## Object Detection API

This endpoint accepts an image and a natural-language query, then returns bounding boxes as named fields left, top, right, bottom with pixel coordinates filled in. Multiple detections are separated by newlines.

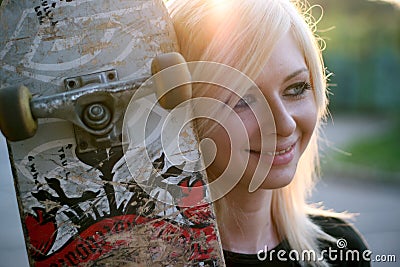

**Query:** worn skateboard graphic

left=0, top=0, right=224, bottom=266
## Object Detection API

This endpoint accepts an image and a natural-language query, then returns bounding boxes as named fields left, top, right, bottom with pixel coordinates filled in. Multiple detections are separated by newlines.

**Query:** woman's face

left=203, top=32, right=318, bottom=190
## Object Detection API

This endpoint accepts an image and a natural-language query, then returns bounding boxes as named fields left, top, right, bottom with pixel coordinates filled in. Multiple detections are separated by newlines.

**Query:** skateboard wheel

left=0, top=85, right=37, bottom=141
left=151, top=52, right=192, bottom=109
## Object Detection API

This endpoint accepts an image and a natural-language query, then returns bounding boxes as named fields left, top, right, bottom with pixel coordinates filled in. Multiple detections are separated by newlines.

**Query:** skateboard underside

left=0, top=0, right=224, bottom=266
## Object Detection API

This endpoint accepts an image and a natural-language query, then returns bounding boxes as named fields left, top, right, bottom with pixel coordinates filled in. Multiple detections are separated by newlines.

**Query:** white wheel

left=0, top=85, right=37, bottom=141
left=151, top=52, right=192, bottom=109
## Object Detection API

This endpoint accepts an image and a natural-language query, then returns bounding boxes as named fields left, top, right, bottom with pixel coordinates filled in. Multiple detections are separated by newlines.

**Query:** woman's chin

left=243, top=166, right=297, bottom=191
left=258, top=176, right=294, bottom=190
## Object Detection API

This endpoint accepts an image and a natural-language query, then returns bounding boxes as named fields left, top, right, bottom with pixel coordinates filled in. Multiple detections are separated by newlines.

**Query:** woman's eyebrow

left=283, top=68, right=308, bottom=83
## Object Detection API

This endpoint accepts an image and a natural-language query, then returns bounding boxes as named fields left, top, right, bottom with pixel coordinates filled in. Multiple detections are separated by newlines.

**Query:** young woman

left=167, top=0, right=370, bottom=266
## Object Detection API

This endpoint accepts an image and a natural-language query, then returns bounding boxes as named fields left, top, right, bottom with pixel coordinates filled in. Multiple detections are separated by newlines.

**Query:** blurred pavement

left=0, top=136, right=29, bottom=266
left=0, top=114, right=398, bottom=266
left=313, top=114, right=399, bottom=267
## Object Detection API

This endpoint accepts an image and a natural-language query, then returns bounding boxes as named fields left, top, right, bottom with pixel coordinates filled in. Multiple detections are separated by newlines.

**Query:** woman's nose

left=270, top=101, right=296, bottom=137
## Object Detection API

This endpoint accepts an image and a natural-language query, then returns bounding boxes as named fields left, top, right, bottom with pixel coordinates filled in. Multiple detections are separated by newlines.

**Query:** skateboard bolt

left=83, top=103, right=111, bottom=130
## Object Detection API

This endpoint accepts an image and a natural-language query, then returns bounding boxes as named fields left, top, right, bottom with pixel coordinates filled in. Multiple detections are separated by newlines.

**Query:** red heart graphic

left=25, top=207, right=57, bottom=259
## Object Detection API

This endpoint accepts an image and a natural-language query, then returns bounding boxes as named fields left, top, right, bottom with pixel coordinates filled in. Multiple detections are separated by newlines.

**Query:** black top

left=223, top=215, right=370, bottom=266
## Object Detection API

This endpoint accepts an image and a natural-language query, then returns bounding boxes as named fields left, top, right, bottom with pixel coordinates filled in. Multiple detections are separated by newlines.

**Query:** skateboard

left=0, top=0, right=224, bottom=266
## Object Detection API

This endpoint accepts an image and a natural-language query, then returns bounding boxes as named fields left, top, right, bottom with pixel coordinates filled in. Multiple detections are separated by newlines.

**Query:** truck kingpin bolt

left=83, top=103, right=111, bottom=130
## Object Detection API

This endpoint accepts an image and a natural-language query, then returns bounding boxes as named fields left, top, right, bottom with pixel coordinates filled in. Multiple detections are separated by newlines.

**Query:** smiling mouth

left=247, top=143, right=296, bottom=156
left=267, top=144, right=295, bottom=156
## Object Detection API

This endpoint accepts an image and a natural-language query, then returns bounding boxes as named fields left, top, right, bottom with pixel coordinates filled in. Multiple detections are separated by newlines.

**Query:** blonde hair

left=167, top=0, right=344, bottom=266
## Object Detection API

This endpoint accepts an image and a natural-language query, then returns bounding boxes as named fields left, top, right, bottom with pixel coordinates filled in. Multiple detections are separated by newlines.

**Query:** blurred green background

left=309, top=0, right=400, bottom=112
left=308, top=0, right=400, bottom=181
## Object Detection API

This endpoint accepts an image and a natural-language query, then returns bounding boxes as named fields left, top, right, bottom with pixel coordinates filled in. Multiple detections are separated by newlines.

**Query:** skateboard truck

left=0, top=52, right=192, bottom=150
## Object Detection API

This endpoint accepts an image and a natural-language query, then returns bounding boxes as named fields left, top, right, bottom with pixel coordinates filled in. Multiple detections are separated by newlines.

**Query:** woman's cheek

left=295, top=98, right=318, bottom=153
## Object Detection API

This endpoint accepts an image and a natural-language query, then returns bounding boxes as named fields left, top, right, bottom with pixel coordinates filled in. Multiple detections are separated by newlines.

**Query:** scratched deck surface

left=0, top=0, right=224, bottom=266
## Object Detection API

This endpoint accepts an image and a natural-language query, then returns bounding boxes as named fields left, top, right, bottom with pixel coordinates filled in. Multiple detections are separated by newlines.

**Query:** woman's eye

left=283, top=82, right=312, bottom=98
left=233, top=94, right=256, bottom=109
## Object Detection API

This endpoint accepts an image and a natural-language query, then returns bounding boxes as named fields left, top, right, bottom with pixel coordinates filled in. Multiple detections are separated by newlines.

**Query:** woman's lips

left=247, top=142, right=296, bottom=166
left=270, top=142, right=296, bottom=166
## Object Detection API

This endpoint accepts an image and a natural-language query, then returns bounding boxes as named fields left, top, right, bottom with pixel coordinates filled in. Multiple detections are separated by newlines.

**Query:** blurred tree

left=309, top=0, right=400, bottom=112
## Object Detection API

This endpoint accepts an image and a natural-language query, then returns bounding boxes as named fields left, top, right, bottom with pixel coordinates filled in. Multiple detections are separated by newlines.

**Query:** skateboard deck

left=0, top=0, right=224, bottom=266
